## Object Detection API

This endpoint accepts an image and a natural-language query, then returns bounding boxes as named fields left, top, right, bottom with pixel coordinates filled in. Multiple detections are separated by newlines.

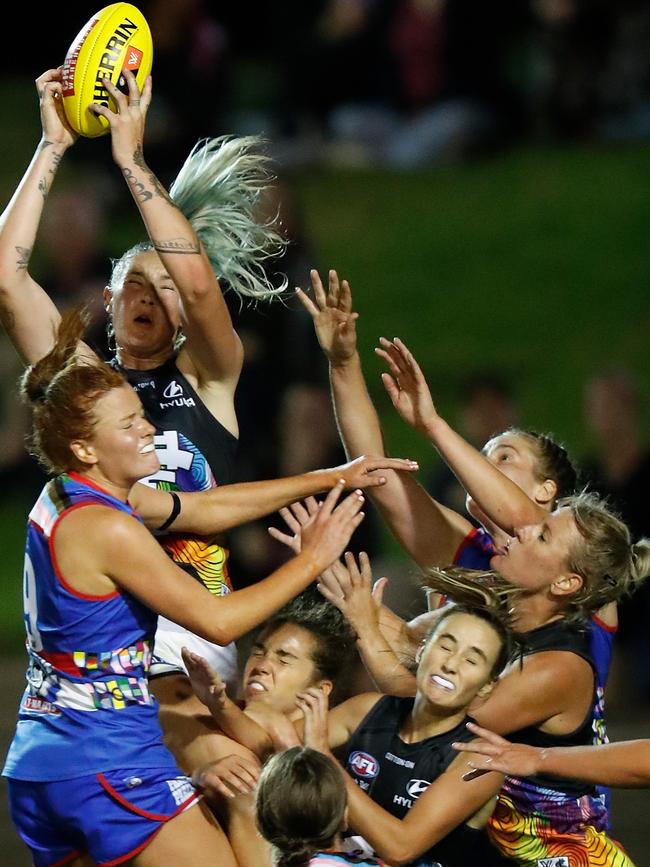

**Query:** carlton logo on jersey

left=161, top=380, right=195, bottom=409
left=349, top=751, right=380, bottom=779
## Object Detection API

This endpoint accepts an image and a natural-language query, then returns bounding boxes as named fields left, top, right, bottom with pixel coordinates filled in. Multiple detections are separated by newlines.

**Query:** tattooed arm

left=93, top=72, right=244, bottom=426
left=0, top=69, right=78, bottom=365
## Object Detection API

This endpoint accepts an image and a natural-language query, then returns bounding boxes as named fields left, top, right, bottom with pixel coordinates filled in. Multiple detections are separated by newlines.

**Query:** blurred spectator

left=583, top=370, right=650, bottom=545
left=38, top=186, right=111, bottom=355
left=428, top=371, right=519, bottom=513
left=527, top=0, right=650, bottom=142
left=142, top=0, right=229, bottom=173
left=583, top=370, right=650, bottom=696
left=596, top=0, right=650, bottom=141
left=0, top=183, right=111, bottom=504
left=0, top=339, right=42, bottom=506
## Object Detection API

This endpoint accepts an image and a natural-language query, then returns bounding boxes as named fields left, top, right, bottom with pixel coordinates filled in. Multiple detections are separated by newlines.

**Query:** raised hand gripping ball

left=62, top=3, right=153, bottom=138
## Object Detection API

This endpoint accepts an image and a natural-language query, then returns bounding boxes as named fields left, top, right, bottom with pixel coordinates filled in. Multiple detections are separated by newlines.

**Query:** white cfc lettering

left=143, top=430, right=193, bottom=486
left=23, top=553, right=43, bottom=651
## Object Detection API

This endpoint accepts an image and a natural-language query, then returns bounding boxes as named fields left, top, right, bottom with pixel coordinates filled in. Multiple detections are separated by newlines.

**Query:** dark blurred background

left=1, top=1, right=649, bottom=862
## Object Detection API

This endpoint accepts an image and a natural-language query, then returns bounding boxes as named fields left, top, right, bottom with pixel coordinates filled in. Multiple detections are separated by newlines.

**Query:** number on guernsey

left=23, top=554, right=43, bottom=651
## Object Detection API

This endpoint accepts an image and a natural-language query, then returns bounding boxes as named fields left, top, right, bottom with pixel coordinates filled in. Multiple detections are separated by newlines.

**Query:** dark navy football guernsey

left=343, top=696, right=499, bottom=866
left=114, top=356, right=238, bottom=596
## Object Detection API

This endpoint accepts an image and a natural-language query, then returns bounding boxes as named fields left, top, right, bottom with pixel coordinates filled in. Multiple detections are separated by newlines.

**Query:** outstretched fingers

left=295, top=284, right=320, bottom=318
left=339, top=278, right=354, bottom=314
left=327, top=269, right=341, bottom=308
left=310, top=268, right=328, bottom=309
left=316, top=478, right=347, bottom=519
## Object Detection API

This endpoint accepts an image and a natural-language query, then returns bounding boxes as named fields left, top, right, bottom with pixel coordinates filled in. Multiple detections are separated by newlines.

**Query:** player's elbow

left=379, top=841, right=420, bottom=866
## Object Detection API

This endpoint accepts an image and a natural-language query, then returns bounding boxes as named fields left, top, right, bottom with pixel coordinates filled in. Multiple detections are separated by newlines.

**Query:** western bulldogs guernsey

left=343, top=696, right=497, bottom=866
left=488, top=620, right=632, bottom=866
left=3, top=473, right=174, bottom=781
left=453, top=528, right=615, bottom=757
left=115, top=357, right=239, bottom=684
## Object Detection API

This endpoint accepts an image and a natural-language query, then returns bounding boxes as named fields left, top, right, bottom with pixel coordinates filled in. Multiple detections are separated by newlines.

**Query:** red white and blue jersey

left=3, top=473, right=175, bottom=782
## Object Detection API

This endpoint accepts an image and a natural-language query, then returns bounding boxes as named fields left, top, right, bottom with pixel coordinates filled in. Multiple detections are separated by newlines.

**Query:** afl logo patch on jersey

left=348, top=751, right=379, bottom=779
left=163, top=380, right=184, bottom=399
left=406, top=778, right=430, bottom=799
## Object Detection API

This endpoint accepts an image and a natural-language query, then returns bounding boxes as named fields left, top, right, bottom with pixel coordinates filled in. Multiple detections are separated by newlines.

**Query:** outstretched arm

left=94, top=73, right=242, bottom=400
left=318, top=553, right=418, bottom=696
left=297, top=270, right=473, bottom=567
left=455, top=722, right=650, bottom=789
left=377, top=337, right=546, bottom=533
left=58, top=483, right=365, bottom=646
left=182, top=648, right=277, bottom=759
left=0, top=69, right=79, bottom=365
left=130, top=453, right=418, bottom=533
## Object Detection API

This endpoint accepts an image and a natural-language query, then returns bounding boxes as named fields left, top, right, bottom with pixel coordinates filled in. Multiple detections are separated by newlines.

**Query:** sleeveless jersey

left=343, top=696, right=497, bottom=866
left=453, top=527, right=615, bottom=736
left=116, top=357, right=238, bottom=597
left=115, top=357, right=240, bottom=685
left=2, top=473, right=174, bottom=781
left=488, top=620, right=631, bottom=866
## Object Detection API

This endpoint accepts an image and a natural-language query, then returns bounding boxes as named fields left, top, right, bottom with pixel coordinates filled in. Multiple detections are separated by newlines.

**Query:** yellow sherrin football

left=62, top=3, right=153, bottom=138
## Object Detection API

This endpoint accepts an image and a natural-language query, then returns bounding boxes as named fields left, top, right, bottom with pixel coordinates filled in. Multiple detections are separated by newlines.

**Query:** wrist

left=295, top=548, right=327, bottom=580
left=38, top=137, right=69, bottom=160
left=537, top=747, right=551, bottom=776
left=308, top=468, right=339, bottom=492
left=329, top=351, right=361, bottom=373
left=421, top=413, right=446, bottom=442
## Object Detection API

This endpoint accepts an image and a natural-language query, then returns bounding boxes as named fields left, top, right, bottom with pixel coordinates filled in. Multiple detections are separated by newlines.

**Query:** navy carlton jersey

left=3, top=473, right=174, bottom=782
left=343, top=696, right=497, bottom=867
left=115, top=357, right=238, bottom=596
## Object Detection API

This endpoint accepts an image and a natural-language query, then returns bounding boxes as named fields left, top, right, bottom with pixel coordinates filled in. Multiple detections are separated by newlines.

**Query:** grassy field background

left=1, top=73, right=649, bottom=651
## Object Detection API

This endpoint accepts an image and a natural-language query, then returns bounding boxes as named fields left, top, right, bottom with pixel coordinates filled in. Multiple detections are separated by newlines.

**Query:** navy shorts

left=7, top=766, right=199, bottom=866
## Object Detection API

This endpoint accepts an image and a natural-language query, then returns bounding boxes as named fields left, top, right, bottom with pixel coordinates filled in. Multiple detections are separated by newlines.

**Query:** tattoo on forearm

left=38, top=177, right=49, bottom=200
left=16, top=246, right=32, bottom=271
left=123, top=167, right=153, bottom=203
left=49, top=152, right=62, bottom=175
left=132, top=145, right=177, bottom=207
left=40, top=139, right=52, bottom=150
left=133, top=145, right=147, bottom=171
left=153, top=237, right=201, bottom=255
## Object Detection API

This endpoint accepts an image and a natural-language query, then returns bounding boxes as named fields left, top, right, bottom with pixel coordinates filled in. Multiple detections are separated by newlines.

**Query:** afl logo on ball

left=348, top=751, right=379, bottom=779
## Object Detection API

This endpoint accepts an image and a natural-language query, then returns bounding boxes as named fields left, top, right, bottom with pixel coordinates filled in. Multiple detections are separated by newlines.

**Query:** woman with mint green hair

left=0, top=66, right=289, bottom=766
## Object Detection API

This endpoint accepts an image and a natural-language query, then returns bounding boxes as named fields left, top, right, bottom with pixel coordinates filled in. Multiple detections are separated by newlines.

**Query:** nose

left=141, top=417, right=156, bottom=438
left=249, top=655, right=271, bottom=676
left=441, top=655, right=458, bottom=675
left=513, top=524, right=537, bottom=543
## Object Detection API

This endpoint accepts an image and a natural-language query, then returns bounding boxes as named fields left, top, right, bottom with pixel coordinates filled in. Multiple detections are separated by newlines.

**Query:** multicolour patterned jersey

left=117, top=357, right=238, bottom=598
left=453, top=528, right=615, bottom=759
left=3, top=473, right=174, bottom=782
left=488, top=620, right=630, bottom=866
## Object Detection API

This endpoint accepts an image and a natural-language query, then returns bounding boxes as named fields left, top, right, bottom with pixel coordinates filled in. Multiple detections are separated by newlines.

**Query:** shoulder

left=518, top=647, right=593, bottom=687
left=55, top=503, right=144, bottom=544
left=332, top=692, right=385, bottom=728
